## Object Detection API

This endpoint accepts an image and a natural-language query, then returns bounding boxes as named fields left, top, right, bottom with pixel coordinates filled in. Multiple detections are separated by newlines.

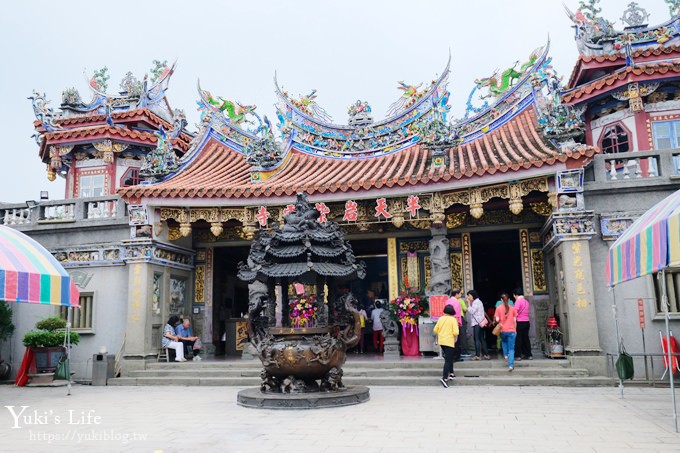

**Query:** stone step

left=109, top=375, right=613, bottom=387
left=144, top=357, right=570, bottom=370
left=127, top=367, right=588, bottom=379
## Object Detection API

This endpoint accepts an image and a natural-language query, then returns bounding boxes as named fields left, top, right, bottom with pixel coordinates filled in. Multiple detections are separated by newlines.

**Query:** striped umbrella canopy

left=607, top=189, right=680, bottom=286
left=0, top=225, right=79, bottom=306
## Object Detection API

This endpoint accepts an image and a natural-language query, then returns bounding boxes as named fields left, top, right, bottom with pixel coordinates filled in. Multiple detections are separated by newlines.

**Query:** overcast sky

left=0, top=0, right=673, bottom=204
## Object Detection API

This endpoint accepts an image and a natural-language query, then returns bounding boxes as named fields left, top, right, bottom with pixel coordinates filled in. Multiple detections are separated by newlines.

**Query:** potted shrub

left=0, top=301, right=15, bottom=379
left=22, top=317, right=79, bottom=373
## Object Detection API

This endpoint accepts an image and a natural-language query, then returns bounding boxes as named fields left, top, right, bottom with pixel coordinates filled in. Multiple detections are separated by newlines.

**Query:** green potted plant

left=22, top=317, right=79, bottom=373
left=0, top=301, right=15, bottom=379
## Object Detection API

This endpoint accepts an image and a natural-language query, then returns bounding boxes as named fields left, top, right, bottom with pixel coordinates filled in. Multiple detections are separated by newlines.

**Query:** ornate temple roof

left=564, top=3, right=680, bottom=99
left=118, top=107, right=597, bottom=202
left=30, top=61, right=191, bottom=176
left=565, top=4, right=680, bottom=59
left=563, top=60, right=680, bottom=104
left=118, top=40, right=600, bottom=204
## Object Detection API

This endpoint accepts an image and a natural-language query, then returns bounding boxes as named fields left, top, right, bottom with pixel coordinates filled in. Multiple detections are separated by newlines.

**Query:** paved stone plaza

left=0, top=385, right=678, bottom=452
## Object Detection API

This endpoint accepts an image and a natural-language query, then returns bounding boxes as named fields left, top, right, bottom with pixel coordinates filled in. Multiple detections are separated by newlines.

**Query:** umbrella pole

left=67, top=307, right=71, bottom=397
left=660, top=270, right=678, bottom=432
left=611, top=287, right=624, bottom=398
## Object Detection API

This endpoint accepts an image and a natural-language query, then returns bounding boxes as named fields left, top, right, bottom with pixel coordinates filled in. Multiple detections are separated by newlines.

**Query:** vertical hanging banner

left=462, top=233, right=473, bottom=292
left=520, top=229, right=533, bottom=296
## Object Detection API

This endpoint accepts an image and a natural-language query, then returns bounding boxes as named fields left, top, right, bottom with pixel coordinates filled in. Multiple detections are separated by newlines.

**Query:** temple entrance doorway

left=347, top=238, right=389, bottom=302
left=471, top=230, right=523, bottom=351
left=346, top=237, right=388, bottom=354
left=213, top=245, right=250, bottom=356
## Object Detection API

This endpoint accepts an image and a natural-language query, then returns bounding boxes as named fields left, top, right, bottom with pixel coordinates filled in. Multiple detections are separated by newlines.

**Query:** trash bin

left=91, top=354, right=115, bottom=386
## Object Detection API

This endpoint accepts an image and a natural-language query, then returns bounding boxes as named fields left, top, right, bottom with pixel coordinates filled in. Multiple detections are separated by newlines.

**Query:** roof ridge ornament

left=621, top=2, right=650, bottom=28
left=28, top=90, right=62, bottom=133
left=139, top=125, right=180, bottom=181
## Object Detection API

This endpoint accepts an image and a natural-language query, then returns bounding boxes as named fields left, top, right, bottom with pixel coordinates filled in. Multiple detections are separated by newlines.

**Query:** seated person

left=175, top=318, right=202, bottom=360
left=162, top=316, right=186, bottom=362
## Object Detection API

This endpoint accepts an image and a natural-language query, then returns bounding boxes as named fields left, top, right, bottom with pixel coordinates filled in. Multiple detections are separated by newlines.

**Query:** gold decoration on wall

left=387, top=237, right=398, bottom=301
left=195, top=265, right=205, bottom=303
left=531, top=249, right=547, bottom=293
left=190, top=208, right=220, bottom=223
left=168, top=226, right=182, bottom=241
left=424, top=255, right=431, bottom=289
left=408, top=219, right=431, bottom=230
left=399, top=241, right=429, bottom=252
left=160, top=208, right=188, bottom=223
left=210, top=222, right=224, bottom=237
left=220, top=208, right=246, bottom=223
left=530, top=202, right=553, bottom=217
left=179, top=222, right=192, bottom=237
left=508, top=182, right=523, bottom=215
left=47, top=164, right=56, bottom=181
left=480, top=184, right=509, bottom=201
left=446, top=212, right=467, bottom=229
left=450, top=253, right=463, bottom=292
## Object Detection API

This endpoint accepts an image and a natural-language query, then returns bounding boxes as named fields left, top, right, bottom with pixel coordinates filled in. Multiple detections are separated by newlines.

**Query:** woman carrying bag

left=494, top=296, right=518, bottom=372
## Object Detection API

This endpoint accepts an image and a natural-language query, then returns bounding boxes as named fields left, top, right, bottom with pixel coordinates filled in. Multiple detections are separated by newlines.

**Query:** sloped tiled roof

left=563, top=60, right=680, bottom=104
left=119, top=109, right=597, bottom=201
left=566, top=45, right=680, bottom=88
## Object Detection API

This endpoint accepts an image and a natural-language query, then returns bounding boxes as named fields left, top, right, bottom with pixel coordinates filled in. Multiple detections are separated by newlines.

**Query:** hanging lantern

left=431, top=211, right=446, bottom=226
left=50, top=152, right=62, bottom=171
left=210, top=222, right=224, bottom=237
left=509, top=198, right=523, bottom=215
left=179, top=222, right=192, bottom=237
left=242, top=223, right=257, bottom=240
left=470, top=203, right=484, bottom=219
left=47, top=165, right=56, bottom=182
left=103, top=149, right=114, bottom=164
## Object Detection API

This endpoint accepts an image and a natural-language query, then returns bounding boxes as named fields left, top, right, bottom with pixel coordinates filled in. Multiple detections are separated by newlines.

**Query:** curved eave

left=119, top=109, right=598, bottom=204
left=566, top=44, right=680, bottom=89
left=562, top=60, right=680, bottom=105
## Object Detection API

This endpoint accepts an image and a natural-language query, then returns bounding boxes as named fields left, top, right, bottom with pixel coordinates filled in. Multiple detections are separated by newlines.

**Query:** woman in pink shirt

left=494, top=296, right=518, bottom=371
left=513, top=288, right=533, bottom=360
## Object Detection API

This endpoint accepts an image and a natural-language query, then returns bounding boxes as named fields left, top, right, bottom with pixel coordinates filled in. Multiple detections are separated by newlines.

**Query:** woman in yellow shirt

left=434, top=304, right=459, bottom=388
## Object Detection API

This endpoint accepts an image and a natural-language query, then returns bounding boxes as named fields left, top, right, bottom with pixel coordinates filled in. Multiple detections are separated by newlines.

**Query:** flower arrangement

left=289, top=293, right=318, bottom=328
left=387, top=289, right=427, bottom=333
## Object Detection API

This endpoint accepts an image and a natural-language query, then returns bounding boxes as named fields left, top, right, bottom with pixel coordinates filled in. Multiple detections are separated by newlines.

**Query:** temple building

left=4, top=2, right=679, bottom=380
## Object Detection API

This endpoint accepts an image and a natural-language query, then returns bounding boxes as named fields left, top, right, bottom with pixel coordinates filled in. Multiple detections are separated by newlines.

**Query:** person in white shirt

left=467, top=290, right=490, bottom=360
left=370, top=301, right=385, bottom=353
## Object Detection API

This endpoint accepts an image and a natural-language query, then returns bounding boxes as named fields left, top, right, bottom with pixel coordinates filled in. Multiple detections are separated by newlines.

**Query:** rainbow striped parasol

left=607, top=189, right=680, bottom=287
left=0, top=225, right=79, bottom=306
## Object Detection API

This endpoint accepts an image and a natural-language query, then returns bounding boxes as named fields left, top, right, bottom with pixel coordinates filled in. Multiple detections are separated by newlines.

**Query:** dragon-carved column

left=427, top=224, right=451, bottom=296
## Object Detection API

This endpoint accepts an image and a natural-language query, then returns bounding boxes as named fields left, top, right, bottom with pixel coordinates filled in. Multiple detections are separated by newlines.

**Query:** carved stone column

left=542, top=211, right=606, bottom=375
left=427, top=224, right=451, bottom=296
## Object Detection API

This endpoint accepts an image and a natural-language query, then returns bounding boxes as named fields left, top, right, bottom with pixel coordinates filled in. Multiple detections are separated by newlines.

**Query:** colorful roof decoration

left=272, top=57, right=451, bottom=160
left=30, top=61, right=191, bottom=178
left=565, top=3, right=680, bottom=59
left=0, top=225, right=80, bottom=307
left=607, top=188, right=680, bottom=286
left=119, top=108, right=597, bottom=201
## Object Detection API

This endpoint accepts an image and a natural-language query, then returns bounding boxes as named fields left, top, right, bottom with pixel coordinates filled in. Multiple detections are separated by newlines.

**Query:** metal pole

left=641, top=326, right=649, bottom=383
left=660, top=270, right=678, bottom=432
left=67, top=307, right=71, bottom=396
left=611, top=287, right=624, bottom=398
